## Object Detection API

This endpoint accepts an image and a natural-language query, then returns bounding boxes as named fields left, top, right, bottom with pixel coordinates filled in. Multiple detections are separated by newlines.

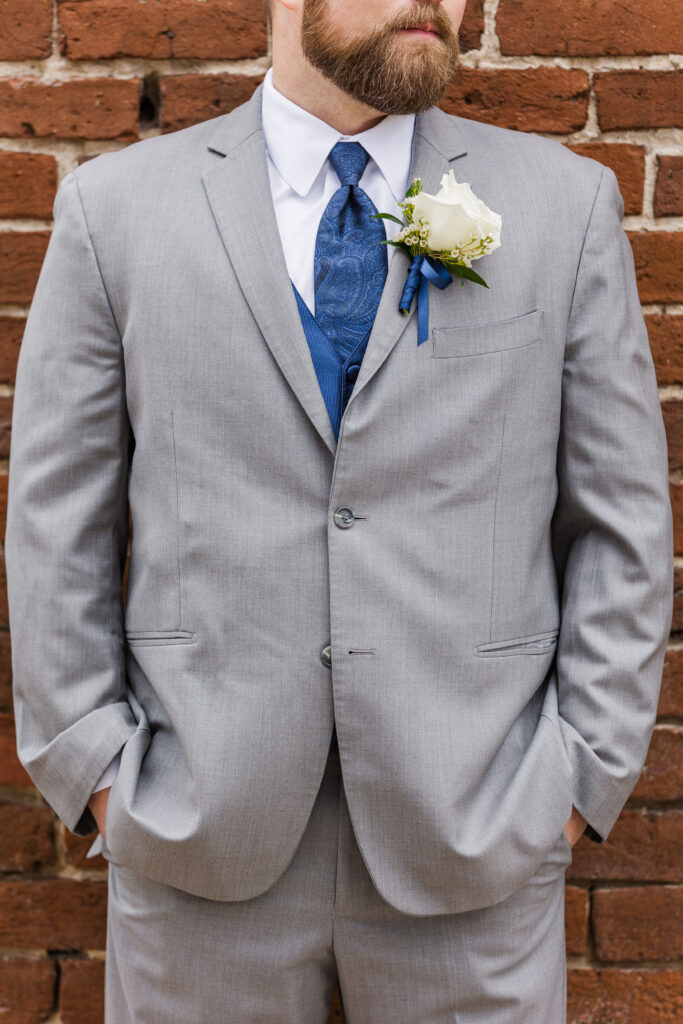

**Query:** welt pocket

left=475, top=628, right=559, bottom=658
left=432, top=308, right=544, bottom=358
left=125, top=630, right=195, bottom=647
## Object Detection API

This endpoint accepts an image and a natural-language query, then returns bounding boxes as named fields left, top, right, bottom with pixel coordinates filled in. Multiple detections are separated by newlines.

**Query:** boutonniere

left=373, top=170, right=502, bottom=345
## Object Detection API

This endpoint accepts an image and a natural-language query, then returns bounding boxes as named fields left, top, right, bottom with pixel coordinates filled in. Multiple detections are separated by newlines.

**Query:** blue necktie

left=313, top=141, right=388, bottom=360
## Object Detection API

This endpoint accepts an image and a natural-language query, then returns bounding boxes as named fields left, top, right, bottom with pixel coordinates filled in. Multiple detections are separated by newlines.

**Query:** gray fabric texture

left=102, top=742, right=572, bottom=1024
left=5, top=81, right=673, bottom=915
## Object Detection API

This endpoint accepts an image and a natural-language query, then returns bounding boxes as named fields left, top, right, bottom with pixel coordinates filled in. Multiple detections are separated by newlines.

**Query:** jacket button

left=321, top=644, right=332, bottom=668
left=333, top=506, right=355, bottom=529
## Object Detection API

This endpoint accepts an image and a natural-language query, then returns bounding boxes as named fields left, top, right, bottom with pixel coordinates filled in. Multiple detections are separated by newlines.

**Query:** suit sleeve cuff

left=560, top=715, right=635, bottom=842
left=91, top=750, right=122, bottom=795
left=20, top=702, right=138, bottom=838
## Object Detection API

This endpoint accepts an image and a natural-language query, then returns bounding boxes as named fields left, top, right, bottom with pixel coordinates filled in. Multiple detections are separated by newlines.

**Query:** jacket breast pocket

left=125, top=630, right=195, bottom=647
left=475, top=628, right=559, bottom=658
left=432, top=308, right=544, bottom=358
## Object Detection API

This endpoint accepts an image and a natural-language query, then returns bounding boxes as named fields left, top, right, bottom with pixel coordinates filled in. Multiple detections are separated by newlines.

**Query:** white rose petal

left=410, top=169, right=502, bottom=257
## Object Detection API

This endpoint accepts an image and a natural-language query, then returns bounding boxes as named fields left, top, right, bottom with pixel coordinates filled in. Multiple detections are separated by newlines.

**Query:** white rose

left=410, top=170, right=502, bottom=258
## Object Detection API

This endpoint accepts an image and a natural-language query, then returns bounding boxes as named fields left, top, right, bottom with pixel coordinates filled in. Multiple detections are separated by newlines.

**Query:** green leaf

left=443, top=263, right=489, bottom=288
left=371, top=212, right=405, bottom=226
left=405, top=178, right=422, bottom=198
left=461, top=267, right=489, bottom=288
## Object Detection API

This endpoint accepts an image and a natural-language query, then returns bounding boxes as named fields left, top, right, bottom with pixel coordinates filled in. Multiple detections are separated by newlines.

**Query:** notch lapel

left=201, top=84, right=467, bottom=455
left=344, top=106, right=468, bottom=417
left=201, top=85, right=338, bottom=455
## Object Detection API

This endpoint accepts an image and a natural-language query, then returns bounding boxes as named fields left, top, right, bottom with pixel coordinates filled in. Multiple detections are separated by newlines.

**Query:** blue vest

left=291, top=283, right=371, bottom=442
left=292, top=281, right=374, bottom=750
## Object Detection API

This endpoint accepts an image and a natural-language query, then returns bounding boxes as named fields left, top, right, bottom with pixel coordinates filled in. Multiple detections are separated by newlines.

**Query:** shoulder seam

left=565, top=166, right=605, bottom=335
left=71, top=173, right=123, bottom=344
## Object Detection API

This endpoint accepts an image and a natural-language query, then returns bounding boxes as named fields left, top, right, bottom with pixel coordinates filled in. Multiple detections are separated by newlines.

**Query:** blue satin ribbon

left=399, top=253, right=454, bottom=345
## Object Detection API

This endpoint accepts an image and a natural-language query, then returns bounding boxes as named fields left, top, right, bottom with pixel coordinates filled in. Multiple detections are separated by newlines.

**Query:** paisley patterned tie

left=313, top=141, right=389, bottom=361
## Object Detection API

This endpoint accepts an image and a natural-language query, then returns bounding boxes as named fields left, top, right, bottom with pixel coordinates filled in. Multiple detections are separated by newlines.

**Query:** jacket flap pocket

left=433, top=308, right=544, bottom=358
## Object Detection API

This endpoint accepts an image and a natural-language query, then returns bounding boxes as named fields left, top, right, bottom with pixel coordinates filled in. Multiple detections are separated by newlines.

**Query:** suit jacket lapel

left=346, top=107, right=467, bottom=416
left=201, top=83, right=467, bottom=456
left=202, top=85, right=338, bottom=455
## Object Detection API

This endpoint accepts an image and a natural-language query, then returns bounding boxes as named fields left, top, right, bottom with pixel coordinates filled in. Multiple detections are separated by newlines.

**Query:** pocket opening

left=125, top=630, right=195, bottom=646
left=433, top=308, right=545, bottom=359
left=475, top=629, right=559, bottom=657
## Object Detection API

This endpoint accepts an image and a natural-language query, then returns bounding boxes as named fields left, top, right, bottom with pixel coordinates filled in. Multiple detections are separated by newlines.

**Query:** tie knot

left=327, top=141, right=370, bottom=187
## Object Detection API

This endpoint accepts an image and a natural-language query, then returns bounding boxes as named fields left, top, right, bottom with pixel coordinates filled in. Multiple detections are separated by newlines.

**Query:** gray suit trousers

left=102, top=743, right=572, bottom=1023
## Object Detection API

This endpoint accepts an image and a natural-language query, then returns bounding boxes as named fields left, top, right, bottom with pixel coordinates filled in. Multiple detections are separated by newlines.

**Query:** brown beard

left=300, top=1, right=461, bottom=114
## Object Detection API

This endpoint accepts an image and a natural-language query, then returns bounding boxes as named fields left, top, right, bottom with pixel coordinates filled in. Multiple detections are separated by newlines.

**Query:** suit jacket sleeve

left=550, top=164, right=674, bottom=842
left=4, top=170, right=138, bottom=837
left=91, top=750, right=122, bottom=795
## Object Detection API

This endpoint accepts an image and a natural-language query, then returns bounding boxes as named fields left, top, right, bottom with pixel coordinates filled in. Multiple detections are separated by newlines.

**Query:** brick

left=0, top=879, right=107, bottom=950
left=648, top=314, right=683, bottom=388
left=675, top=566, right=683, bottom=634
left=458, top=0, right=484, bottom=52
left=566, top=143, right=645, bottom=215
left=0, top=231, right=50, bottom=304
left=655, top=156, right=683, bottom=218
left=0, top=713, right=32, bottom=788
left=497, top=0, right=682, bottom=57
left=329, top=987, right=343, bottom=1024
left=659, top=646, right=683, bottom=718
left=0, top=956, right=55, bottom=1024
left=0, top=153, right=58, bottom=220
left=565, top=886, right=589, bottom=956
left=0, top=78, right=141, bottom=140
left=0, top=630, right=11, bottom=709
left=58, top=0, right=267, bottom=60
left=0, top=557, right=8, bottom=626
left=160, top=73, right=264, bottom=133
left=0, top=0, right=53, bottom=61
left=0, top=396, right=11, bottom=459
left=438, top=68, right=590, bottom=133
left=593, top=887, right=683, bottom=962
left=0, top=317, right=23, bottom=388
left=595, top=71, right=683, bottom=131
left=65, top=829, right=108, bottom=871
left=567, top=810, right=682, bottom=883
left=60, top=958, right=105, bottom=1024
left=568, top=968, right=683, bottom=1023
left=0, top=553, right=8, bottom=628
left=76, top=153, right=109, bottom=168
left=631, top=726, right=683, bottom=801
left=628, top=231, right=683, bottom=305
left=670, top=515, right=681, bottom=576
left=664, top=402, right=683, bottom=473
left=0, top=802, right=55, bottom=872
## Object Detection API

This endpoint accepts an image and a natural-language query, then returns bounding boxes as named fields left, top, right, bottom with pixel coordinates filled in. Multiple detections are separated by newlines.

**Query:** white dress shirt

left=91, top=66, right=416, bottom=797
left=261, top=66, right=416, bottom=313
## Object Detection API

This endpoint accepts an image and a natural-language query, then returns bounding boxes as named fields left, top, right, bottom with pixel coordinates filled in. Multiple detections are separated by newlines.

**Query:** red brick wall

left=0, top=2, right=681, bottom=1021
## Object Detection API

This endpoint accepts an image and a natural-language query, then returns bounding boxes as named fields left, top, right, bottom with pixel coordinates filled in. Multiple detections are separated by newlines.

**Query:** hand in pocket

left=564, top=805, right=587, bottom=847
left=88, top=786, right=111, bottom=836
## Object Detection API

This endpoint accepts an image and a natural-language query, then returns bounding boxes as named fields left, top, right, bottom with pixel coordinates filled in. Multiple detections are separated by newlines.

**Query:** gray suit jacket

left=5, top=82, right=673, bottom=915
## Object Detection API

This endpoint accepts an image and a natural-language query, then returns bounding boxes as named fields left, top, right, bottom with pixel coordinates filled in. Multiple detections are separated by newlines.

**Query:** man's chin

left=302, top=23, right=457, bottom=115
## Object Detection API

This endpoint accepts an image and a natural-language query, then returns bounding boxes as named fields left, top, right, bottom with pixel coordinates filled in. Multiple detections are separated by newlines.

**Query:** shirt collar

left=261, top=66, right=416, bottom=204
